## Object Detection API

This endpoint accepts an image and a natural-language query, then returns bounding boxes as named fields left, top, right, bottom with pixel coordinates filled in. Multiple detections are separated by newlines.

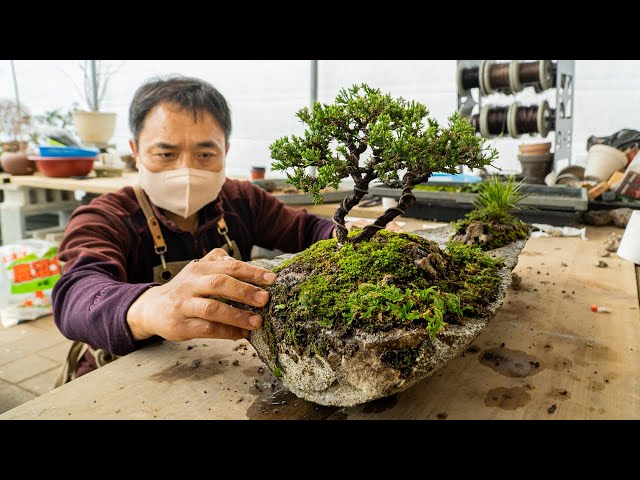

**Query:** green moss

left=453, top=208, right=530, bottom=251
left=441, top=241, right=503, bottom=315
left=381, top=347, right=419, bottom=377
left=414, top=183, right=482, bottom=193
left=262, top=230, right=503, bottom=369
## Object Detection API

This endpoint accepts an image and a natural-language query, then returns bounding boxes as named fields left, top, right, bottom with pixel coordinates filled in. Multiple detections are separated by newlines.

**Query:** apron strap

left=55, top=341, right=120, bottom=388
left=133, top=185, right=241, bottom=263
left=217, top=217, right=242, bottom=260
left=133, top=185, right=168, bottom=271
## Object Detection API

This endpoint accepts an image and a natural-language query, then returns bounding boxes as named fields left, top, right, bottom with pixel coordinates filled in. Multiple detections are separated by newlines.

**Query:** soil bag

left=0, top=240, right=61, bottom=327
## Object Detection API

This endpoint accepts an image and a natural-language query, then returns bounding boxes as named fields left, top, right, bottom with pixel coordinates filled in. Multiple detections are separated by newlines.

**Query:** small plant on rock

left=452, top=175, right=531, bottom=250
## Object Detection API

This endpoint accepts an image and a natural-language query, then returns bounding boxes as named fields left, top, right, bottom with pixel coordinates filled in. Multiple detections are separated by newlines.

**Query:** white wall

left=2, top=60, right=639, bottom=178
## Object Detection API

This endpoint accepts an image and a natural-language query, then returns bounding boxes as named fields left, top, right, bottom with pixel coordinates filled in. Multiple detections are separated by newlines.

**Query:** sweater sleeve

left=51, top=202, right=159, bottom=356
left=246, top=182, right=335, bottom=252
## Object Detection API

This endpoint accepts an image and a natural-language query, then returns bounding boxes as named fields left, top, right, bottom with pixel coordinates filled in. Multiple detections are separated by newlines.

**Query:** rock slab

left=249, top=228, right=528, bottom=407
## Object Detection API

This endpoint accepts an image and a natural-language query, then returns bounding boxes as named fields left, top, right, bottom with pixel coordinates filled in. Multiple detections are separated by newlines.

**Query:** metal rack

left=457, top=60, right=575, bottom=169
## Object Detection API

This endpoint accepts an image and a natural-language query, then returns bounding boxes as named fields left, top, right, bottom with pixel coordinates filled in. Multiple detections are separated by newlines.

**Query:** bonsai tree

left=243, top=85, right=536, bottom=407
left=269, top=83, right=498, bottom=244
left=453, top=175, right=531, bottom=250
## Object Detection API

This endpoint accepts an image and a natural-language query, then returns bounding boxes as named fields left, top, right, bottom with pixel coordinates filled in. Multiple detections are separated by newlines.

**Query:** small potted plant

left=0, top=99, right=36, bottom=175
left=70, top=61, right=120, bottom=146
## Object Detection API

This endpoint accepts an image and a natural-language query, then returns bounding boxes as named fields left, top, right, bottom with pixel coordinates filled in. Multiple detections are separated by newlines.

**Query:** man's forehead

left=148, top=140, right=223, bottom=149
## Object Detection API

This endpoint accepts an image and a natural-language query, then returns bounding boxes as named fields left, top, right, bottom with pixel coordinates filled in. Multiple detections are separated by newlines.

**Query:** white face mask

left=137, top=162, right=226, bottom=218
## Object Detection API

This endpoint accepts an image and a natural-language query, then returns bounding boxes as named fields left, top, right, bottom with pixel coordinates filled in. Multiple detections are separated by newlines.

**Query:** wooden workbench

left=9, top=171, right=139, bottom=195
left=1, top=225, right=637, bottom=420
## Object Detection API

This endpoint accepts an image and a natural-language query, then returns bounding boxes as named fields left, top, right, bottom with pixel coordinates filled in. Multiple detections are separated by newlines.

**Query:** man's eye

left=155, top=153, right=175, bottom=159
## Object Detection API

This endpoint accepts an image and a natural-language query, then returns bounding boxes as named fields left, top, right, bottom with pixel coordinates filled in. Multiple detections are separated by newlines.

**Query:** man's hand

left=344, top=219, right=404, bottom=233
left=126, top=248, right=276, bottom=343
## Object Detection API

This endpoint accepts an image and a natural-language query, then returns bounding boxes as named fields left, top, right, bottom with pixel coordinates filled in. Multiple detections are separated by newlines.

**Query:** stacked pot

left=517, top=142, right=552, bottom=184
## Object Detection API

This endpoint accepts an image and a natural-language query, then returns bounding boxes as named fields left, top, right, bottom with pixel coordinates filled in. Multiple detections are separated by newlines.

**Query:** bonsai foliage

left=269, top=84, right=498, bottom=244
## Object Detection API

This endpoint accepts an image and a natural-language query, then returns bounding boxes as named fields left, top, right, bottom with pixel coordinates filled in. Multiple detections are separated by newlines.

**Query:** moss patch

left=414, top=183, right=482, bottom=193
left=452, top=209, right=530, bottom=251
left=381, top=347, right=420, bottom=378
left=255, top=230, right=503, bottom=375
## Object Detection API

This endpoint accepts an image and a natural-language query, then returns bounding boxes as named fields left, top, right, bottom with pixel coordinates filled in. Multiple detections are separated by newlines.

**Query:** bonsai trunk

left=350, top=172, right=431, bottom=243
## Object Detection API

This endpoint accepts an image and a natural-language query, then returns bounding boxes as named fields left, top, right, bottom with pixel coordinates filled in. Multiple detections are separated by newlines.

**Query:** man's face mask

left=137, top=162, right=226, bottom=218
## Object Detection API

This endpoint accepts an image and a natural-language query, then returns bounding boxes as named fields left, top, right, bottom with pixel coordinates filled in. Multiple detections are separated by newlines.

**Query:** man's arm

left=52, top=204, right=159, bottom=355
left=53, top=196, right=278, bottom=355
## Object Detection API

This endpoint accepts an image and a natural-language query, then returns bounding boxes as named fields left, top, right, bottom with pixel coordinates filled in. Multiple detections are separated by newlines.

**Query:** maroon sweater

left=52, top=179, right=335, bottom=356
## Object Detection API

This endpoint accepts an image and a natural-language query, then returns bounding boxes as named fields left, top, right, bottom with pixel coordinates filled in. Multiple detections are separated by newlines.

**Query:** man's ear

left=225, top=142, right=230, bottom=155
left=129, top=139, right=138, bottom=165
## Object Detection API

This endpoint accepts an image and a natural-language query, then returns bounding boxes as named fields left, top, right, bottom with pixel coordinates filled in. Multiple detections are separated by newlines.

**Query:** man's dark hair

left=129, top=75, right=232, bottom=146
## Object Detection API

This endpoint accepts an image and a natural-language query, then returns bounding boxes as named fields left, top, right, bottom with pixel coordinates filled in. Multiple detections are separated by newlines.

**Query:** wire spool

left=507, top=102, right=520, bottom=138
left=509, top=60, right=523, bottom=93
left=536, top=99, right=552, bottom=137
left=480, top=60, right=513, bottom=95
left=506, top=100, right=553, bottom=138
left=479, top=60, right=493, bottom=96
left=469, top=113, right=480, bottom=132
left=457, top=63, right=480, bottom=96
left=538, top=60, right=554, bottom=90
left=479, top=104, right=509, bottom=138
left=517, top=60, right=555, bottom=92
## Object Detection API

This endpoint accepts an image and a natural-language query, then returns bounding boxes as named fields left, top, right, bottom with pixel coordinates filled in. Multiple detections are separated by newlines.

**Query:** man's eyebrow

left=151, top=142, right=178, bottom=149
left=195, top=140, right=222, bottom=149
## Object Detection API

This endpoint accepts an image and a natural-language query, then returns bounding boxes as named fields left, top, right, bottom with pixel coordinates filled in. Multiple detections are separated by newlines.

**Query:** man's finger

left=177, top=318, right=250, bottom=341
left=192, top=273, right=270, bottom=307
left=192, top=256, right=276, bottom=286
left=201, top=247, right=231, bottom=262
left=181, top=297, right=263, bottom=330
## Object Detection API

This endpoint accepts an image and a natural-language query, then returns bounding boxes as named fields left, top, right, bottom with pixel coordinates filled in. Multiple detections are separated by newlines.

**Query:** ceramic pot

left=71, top=111, right=117, bottom=144
left=0, top=152, right=36, bottom=175
left=251, top=166, right=266, bottom=180
left=518, top=152, right=552, bottom=184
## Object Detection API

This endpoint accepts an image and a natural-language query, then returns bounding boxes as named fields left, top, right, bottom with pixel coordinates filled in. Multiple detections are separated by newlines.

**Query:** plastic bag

left=0, top=240, right=61, bottom=328
left=530, top=223, right=588, bottom=240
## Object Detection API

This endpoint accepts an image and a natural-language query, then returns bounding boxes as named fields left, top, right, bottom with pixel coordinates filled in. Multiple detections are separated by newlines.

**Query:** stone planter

left=249, top=226, right=528, bottom=407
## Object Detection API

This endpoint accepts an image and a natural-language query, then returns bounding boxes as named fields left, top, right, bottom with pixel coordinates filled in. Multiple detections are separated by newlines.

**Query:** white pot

left=617, top=210, right=640, bottom=265
left=72, top=111, right=117, bottom=145
left=584, top=144, right=628, bottom=183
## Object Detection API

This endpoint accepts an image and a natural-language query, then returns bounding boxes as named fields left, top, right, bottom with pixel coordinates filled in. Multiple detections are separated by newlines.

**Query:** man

left=52, top=75, right=396, bottom=383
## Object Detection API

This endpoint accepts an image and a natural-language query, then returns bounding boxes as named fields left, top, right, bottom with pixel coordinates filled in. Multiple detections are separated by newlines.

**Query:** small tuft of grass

left=474, top=175, right=528, bottom=216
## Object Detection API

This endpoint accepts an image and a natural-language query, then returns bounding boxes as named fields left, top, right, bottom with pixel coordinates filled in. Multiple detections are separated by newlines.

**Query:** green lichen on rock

left=257, top=230, right=503, bottom=374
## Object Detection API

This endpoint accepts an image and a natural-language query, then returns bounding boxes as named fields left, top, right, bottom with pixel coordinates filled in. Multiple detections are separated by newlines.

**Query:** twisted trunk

left=351, top=171, right=431, bottom=243
left=332, top=141, right=374, bottom=244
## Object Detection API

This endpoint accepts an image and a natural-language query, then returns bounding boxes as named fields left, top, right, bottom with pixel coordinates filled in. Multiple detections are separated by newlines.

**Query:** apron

left=55, top=186, right=242, bottom=387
